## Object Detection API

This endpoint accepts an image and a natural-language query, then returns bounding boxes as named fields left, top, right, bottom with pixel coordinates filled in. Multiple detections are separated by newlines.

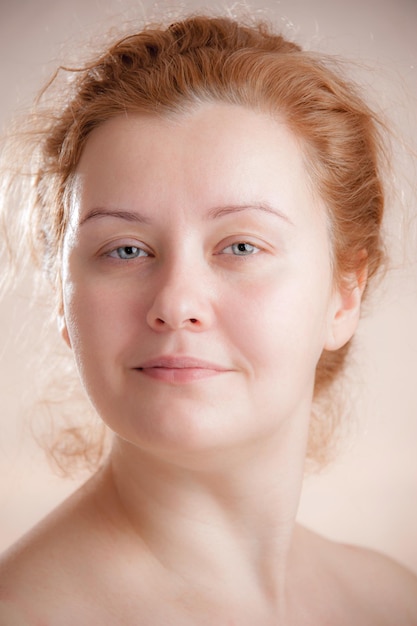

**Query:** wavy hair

left=0, top=13, right=388, bottom=472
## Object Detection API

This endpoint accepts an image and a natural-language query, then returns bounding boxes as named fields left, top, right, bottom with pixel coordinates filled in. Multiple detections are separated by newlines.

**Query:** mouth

left=135, top=356, right=231, bottom=384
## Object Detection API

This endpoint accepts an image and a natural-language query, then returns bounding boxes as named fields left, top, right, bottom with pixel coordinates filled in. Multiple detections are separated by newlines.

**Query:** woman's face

left=60, top=103, right=359, bottom=457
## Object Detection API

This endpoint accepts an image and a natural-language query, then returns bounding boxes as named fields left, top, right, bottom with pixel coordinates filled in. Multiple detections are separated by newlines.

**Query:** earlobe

left=57, top=313, right=71, bottom=348
left=324, top=265, right=367, bottom=352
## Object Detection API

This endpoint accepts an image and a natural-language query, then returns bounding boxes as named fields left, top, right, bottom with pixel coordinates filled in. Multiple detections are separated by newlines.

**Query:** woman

left=0, top=14, right=416, bottom=625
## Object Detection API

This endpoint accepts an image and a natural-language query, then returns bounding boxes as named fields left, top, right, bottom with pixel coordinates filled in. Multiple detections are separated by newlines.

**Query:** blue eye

left=109, top=246, right=148, bottom=260
left=223, top=242, right=259, bottom=256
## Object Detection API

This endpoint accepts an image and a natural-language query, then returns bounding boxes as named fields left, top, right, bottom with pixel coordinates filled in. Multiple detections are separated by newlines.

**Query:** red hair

left=2, top=15, right=387, bottom=470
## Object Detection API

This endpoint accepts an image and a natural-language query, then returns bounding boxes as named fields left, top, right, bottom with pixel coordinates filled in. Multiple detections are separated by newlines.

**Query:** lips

left=135, top=356, right=231, bottom=383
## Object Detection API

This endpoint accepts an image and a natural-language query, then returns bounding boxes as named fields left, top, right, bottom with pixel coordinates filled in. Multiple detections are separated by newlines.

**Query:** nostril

left=149, top=316, right=200, bottom=329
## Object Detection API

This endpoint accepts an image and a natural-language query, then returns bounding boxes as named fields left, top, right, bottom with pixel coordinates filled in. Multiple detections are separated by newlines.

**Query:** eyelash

left=104, top=240, right=261, bottom=262
left=221, top=242, right=260, bottom=256
left=107, top=245, right=150, bottom=260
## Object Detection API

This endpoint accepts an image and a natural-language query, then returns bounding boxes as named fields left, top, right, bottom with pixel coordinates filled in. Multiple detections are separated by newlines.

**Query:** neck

left=96, top=425, right=308, bottom=620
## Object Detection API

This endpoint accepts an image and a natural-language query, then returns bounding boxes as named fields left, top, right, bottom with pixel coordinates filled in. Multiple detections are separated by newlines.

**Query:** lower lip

left=137, top=367, right=225, bottom=384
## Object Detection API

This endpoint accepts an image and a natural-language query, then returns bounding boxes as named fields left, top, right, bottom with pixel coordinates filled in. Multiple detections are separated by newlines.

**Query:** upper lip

left=136, top=356, right=230, bottom=371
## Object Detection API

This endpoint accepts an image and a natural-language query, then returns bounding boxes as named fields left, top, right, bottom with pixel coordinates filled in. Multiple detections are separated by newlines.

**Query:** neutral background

left=1, top=0, right=416, bottom=573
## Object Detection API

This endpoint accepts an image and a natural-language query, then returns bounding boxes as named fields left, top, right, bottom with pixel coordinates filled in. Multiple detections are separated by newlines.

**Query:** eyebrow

left=79, top=202, right=292, bottom=226
left=207, top=202, right=293, bottom=224
left=79, top=208, right=152, bottom=226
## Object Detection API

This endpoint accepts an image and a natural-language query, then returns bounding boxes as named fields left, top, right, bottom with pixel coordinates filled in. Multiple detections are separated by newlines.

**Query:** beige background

left=0, top=0, right=416, bottom=573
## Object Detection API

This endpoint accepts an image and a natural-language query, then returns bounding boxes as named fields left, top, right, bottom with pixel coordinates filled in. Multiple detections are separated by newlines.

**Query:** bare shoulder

left=299, top=525, right=417, bottom=624
left=0, top=532, right=53, bottom=625
left=338, top=540, right=417, bottom=622
left=0, top=494, right=90, bottom=625
left=0, top=475, right=160, bottom=626
left=0, top=476, right=120, bottom=625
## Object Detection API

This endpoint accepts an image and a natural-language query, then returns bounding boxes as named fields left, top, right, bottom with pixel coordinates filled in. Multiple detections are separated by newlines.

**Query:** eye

left=222, top=242, right=260, bottom=256
left=108, top=245, right=149, bottom=260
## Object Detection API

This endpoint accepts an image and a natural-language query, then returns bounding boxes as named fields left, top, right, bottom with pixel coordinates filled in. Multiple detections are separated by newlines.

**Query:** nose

left=146, top=261, right=213, bottom=332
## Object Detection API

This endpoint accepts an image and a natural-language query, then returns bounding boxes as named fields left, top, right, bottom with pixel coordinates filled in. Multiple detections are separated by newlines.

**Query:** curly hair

left=1, top=13, right=388, bottom=472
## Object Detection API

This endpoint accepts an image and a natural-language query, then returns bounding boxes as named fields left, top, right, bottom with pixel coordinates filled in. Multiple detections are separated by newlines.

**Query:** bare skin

left=2, top=106, right=417, bottom=625
left=1, top=461, right=417, bottom=626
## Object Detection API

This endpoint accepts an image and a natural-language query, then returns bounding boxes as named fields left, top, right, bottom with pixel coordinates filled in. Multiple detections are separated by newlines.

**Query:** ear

left=324, top=264, right=367, bottom=352
left=57, top=300, right=71, bottom=349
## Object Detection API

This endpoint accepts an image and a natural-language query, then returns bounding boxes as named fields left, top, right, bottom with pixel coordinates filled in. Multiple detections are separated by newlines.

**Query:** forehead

left=71, top=103, right=323, bottom=227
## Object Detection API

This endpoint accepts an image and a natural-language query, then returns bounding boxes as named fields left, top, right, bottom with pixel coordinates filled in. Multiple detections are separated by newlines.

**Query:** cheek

left=224, top=270, right=332, bottom=373
left=63, top=275, right=141, bottom=369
